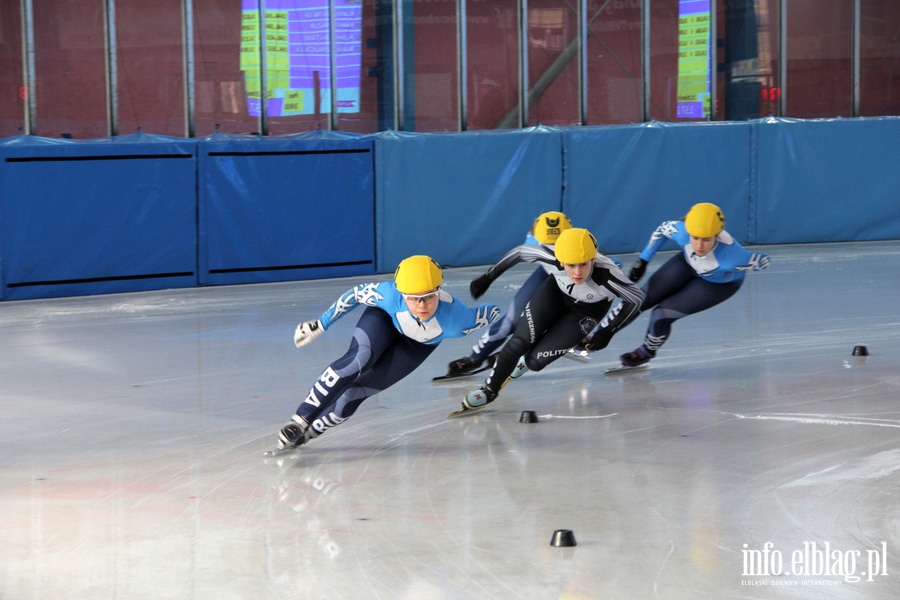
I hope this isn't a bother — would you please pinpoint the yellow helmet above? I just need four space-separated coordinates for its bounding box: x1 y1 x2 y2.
554 228 598 264
684 202 725 238
531 211 573 244
394 255 443 294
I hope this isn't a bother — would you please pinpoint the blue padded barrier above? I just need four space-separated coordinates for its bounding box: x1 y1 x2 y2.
2 118 898 301
197 132 376 285
754 117 900 244
373 127 565 272
0 133 198 300
563 121 753 255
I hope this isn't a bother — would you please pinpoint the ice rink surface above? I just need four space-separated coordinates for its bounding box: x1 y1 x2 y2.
2 241 899 600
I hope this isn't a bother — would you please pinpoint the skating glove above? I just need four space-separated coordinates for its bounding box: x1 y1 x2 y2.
294 319 324 348
470 273 492 299
735 253 770 271
628 258 648 282
582 332 612 352
581 329 612 352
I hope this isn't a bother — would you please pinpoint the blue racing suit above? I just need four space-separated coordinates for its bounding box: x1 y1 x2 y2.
298 282 500 437
633 220 770 354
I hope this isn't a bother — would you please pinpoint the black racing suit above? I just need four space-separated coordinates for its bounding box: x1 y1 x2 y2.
471 243 644 393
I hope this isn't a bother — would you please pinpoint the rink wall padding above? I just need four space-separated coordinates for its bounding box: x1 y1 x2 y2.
0 135 198 300
197 135 376 286
1 117 898 300
373 127 564 270
754 118 900 244
563 121 753 254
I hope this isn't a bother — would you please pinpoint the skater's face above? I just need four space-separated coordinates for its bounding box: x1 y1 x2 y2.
403 287 440 320
562 261 592 284
690 235 716 256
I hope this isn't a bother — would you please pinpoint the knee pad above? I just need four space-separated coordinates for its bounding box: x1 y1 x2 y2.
524 354 545 372
503 335 528 359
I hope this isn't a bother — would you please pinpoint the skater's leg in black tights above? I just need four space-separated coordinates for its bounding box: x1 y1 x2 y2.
470 268 549 361
296 307 434 438
485 278 569 392
640 256 742 353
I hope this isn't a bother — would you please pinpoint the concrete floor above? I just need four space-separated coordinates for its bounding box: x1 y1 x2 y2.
2 241 899 599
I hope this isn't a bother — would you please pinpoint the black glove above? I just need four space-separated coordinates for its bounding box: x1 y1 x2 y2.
470 273 492 299
582 332 612 352
628 258 648 283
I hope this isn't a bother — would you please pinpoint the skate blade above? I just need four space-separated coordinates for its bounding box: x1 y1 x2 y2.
263 445 294 457
432 364 492 382
563 350 591 363
447 404 487 418
605 364 649 375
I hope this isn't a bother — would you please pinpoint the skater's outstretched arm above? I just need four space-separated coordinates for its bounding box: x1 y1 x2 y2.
470 244 558 298
292 282 385 348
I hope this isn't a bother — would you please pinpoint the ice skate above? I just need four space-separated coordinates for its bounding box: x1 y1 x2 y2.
620 346 655 367
263 414 311 457
606 346 654 375
433 354 496 382
510 356 528 379
564 345 591 363
448 386 498 417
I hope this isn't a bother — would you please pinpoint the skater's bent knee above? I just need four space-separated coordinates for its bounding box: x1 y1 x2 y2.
524 355 545 372
503 336 528 358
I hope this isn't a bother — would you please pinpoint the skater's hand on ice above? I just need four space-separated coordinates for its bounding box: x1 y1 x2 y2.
294 319 324 348
582 332 612 352
628 258 648 282
470 273 492 299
